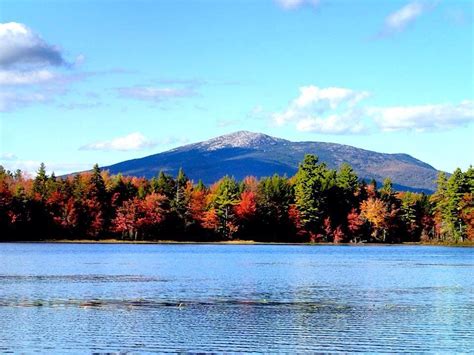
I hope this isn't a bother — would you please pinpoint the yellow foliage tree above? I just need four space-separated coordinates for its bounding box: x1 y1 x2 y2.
360 197 388 241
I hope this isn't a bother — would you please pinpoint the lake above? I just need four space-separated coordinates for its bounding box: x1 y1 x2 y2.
0 243 472 353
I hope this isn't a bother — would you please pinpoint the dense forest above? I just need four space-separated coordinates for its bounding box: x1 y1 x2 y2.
0 155 473 243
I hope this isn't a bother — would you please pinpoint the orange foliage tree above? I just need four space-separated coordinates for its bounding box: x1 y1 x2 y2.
360 198 389 242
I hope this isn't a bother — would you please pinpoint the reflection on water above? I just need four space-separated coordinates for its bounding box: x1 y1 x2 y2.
0 244 472 352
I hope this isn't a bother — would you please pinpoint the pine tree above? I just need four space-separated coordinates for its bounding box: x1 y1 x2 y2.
212 176 239 239
334 163 359 228
294 154 327 238
256 175 293 241
173 168 189 217
152 171 176 200
380 178 394 202
33 163 48 199
464 166 474 193
446 168 467 241
336 163 359 192
89 164 107 201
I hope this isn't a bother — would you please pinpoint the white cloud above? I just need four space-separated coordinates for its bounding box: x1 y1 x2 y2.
0 22 66 68
275 0 321 10
296 112 366 134
117 86 197 102
272 85 370 134
376 1 437 37
293 86 368 109
369 100 474 131
0 22 86 112
272 84 473 135
80 132 157 151
0 69 57 85
386 2 425 31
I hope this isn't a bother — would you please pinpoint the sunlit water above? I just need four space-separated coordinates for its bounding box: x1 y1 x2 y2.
0 243 472 353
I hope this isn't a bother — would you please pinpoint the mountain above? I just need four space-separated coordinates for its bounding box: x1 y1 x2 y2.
101 131 441 193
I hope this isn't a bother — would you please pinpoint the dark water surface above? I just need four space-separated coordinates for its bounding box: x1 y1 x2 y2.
0 243 472 353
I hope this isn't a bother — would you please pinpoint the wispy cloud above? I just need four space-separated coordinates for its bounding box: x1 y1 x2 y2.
376 1 436 37
275 0 321 10
152 78 205 86
117 86 197 102
80 132 157 151
0 91 49 112
386 2 425 31
57 102 103 110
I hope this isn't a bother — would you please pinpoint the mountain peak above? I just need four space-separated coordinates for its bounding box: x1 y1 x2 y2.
194 130 288 151
102 130 440 192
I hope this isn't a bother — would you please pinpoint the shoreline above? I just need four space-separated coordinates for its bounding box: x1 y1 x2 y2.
2 239 473 247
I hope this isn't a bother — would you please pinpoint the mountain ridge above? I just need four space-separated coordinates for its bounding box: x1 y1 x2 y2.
100 131 441 193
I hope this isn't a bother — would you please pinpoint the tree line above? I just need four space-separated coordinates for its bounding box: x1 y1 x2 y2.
0 155 472 243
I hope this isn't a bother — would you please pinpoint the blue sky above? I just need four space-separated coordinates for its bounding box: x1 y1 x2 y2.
0 0 472 175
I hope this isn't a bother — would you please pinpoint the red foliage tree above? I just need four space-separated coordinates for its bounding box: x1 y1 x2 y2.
347 208 364 237
113 193 165 240
288 204 304 237
113 198 139 240
137 193 165 232
235 191 257 221
242 176 258 193
323 217 332 241
333 226 345 243
188 188 207 224
459 193 474 241
84 198 104 238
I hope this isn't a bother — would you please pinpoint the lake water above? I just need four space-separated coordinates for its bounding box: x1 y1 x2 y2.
0 243 472 353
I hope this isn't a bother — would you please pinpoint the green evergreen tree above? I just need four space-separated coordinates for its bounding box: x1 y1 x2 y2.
152 171 176 199
257 175 293 241
463 165 474 193
173 168 190 224
213 176 239 239
379 178 394 201
33 163 48 199
88 164 107 202
336 163 359 192
446 168 467 241
294 154 327 236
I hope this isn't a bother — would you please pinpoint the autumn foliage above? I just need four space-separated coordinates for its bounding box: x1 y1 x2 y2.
0 158 472 244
